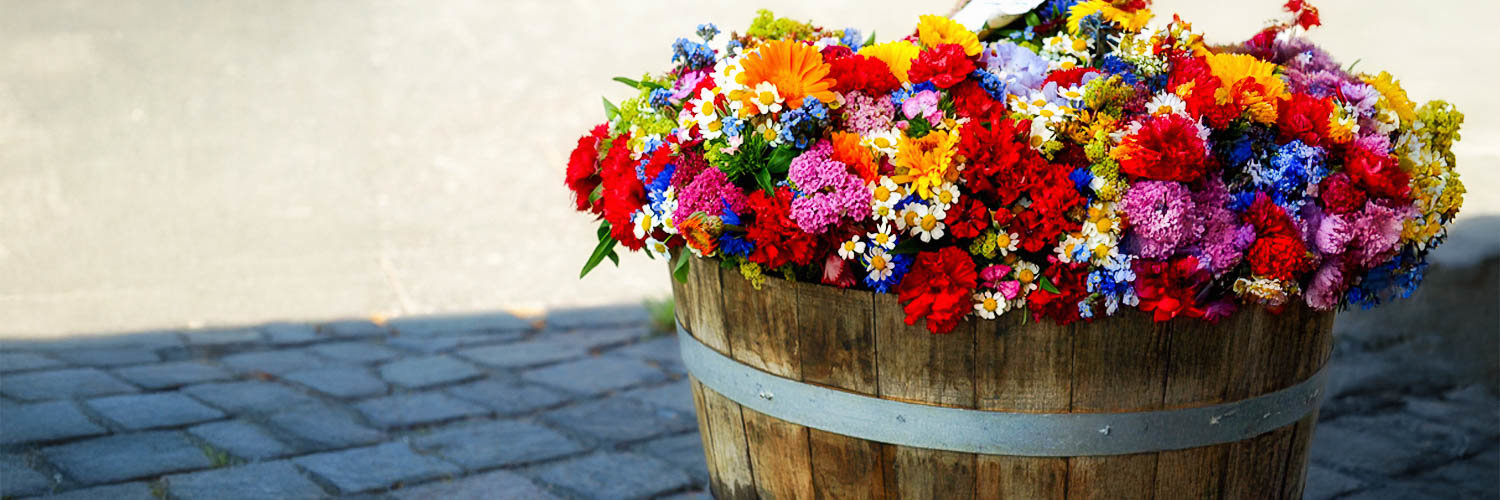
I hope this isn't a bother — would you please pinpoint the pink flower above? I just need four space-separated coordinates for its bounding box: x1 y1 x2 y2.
1119 181 1201 260
675 167 748 223
788 141 872 233
1190 179 1254 274
842 92 895 135
901 90 944 123
1305 258 1347 310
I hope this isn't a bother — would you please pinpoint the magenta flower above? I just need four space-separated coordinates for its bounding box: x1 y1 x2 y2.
788 141 871 233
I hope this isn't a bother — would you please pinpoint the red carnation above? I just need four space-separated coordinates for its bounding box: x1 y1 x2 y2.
906 44 975 89
1043 67 1101 89
828 53 901 95
1015 180 1083 253
947 197 991 240
1133 256 1216 322
895 246 978 334
950 79 1003 122
958 118 1041 207
1277 93 1332 147
744 187 818 270
1025 259 1089 325
598 131 645 250
1345 146 1410 203
1115 114 1213 182
565 123 609 214
1318 172 1367 215
1244 194 1311 280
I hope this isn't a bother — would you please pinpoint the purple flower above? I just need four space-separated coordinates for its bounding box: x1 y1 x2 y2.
1118 181 1201 260
787 141 872 233
675 167 748 223
978 41 1048 96
901 90 943 123
841 92 895 135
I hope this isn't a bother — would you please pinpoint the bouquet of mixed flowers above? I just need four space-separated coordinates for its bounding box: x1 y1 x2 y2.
564 1 1465 334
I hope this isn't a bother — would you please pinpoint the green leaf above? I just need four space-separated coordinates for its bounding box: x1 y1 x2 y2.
891 238 922 255
754 168 775 196
580 223 618 278
588 184 603 203
613 76 642 88
1026 12 1041 27
864 30 876 48
1038 275 1061 294
672 250 691 283
605 249 620 266
596 223 610 239
602 97 619 121
767 145 798 174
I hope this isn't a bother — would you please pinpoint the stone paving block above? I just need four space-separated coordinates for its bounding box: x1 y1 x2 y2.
633 433 709 485
659 491 712 500
182 381 317 415
387 331 524 354
3 332 184 353
41 482 158 500
413 420 585 471
261 323 320 346
354 392 489 430
266 404 384 451
219 350 325 375
522 355 666 395
1401 396 1500 439
282 366 387 399
86 393 226 430
183 328 264 347
43 431 213 484
0 400 107 445
306 341 402 363
50 347 160 367
294 442 461 494
552 326 652 351
1311 414 1476 476
621 379 693 414
545 304 650 330
394 469 559 500
541 396 695 443
1418 453 1500 498
445 379 573 416
188 420 294 461
613 335 685 373
0 368 138 401
1304 464 1366 500
112 361 233 389
167 460 326 500
388 313 532 337
0 352 64 373
378 355 483 390
1 453 51 497
528 451 692 499
1338 480 1472 500
455 340 588 369
320 320 390 339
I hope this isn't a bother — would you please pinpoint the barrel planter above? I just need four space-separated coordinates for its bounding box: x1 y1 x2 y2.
672 258 1335 499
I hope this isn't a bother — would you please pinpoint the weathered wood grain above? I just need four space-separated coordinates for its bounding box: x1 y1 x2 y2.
1150 309 1246 500
796 281 884 498
975 312 1070 500
1066 310 1168 500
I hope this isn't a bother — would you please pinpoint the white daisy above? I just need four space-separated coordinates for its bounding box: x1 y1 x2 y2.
645 237 670 257
837 236 866 261
931 182 961 211
995 230 1021 256
1144 92 1187 117
863 247 897 283
973 290 1009 320
903 203 946 243
863 128 902 157
749 81 784 115
867 221 898 251
632 208 658 240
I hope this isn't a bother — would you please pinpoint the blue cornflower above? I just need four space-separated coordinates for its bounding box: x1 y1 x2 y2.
696 23 719 41
890 82 937 108
1086 254 1138 316
1099 55 1139 85
648 88 674 110
777 98 829 149
840 28 863 49
1069 167 1094 196
970 69 1009 101
646 163 676 212
671 38 716 70
717 201 754 257
862 252 913 293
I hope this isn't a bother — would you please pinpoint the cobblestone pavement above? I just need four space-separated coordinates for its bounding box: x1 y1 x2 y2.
2 266 1496 499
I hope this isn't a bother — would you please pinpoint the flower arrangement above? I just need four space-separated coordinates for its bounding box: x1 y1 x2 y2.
564 1 1465 334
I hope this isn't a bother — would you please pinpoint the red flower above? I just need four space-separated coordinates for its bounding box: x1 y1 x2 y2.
1015 180 1083 253
1042 67 1101 89
1244 194 1311 280
958 118 1040 207
1167 55 1236 128
1133 256 1217 322
744 187 818 270
565 123 609 214
821 253 856 288
828 53 901 95
895 247 978 334
906 44 975 89
1114 114 1213 182
949 79 1003 122
1345 145 1410 203
1025 259 1088 325
598 131 646 250
1277 93 1332 147
1318 172 1367 215
946 197 991 240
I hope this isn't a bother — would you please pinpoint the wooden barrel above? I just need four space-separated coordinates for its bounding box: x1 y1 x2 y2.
672 258 1335 499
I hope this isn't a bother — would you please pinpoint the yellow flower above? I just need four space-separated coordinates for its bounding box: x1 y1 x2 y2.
890 126 961 200
916 15 981 56
858 41 920 84
1364 71 1416 125
1067 0 1154 33
1205 53 1286 100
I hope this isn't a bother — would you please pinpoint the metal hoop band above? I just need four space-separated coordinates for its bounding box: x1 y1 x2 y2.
679 326 1325 457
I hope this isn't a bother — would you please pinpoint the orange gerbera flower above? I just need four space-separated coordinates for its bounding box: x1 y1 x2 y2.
830 132 879 182
736 40 838 106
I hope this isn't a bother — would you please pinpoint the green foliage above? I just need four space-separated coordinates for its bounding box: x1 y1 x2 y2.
672 250 691 283
746 9 815 41
644 295 676 335
580 222 620 278
709 133 797 194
